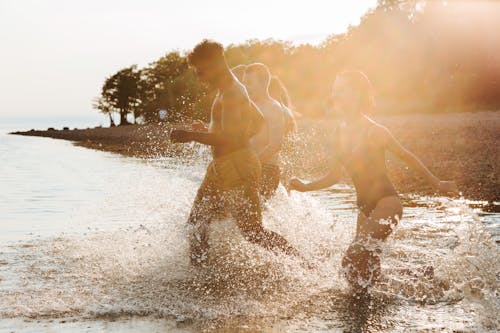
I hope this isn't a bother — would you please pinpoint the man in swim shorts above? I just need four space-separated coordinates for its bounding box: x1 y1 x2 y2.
170 40 299 265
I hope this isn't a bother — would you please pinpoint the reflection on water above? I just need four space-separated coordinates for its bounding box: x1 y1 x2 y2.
0 132 499 332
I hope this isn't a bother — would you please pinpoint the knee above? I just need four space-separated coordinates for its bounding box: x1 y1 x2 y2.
342 243 365 267
341 243 381 282
240 226 264 244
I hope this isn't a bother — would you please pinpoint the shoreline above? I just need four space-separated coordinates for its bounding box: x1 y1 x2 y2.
10 111 500 206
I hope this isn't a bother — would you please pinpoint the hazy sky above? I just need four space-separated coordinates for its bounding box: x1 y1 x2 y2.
0 0 376 121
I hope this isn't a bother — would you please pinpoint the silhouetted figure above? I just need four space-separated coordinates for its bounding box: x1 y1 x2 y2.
289 71 458 288
170 40 299 265
243 63 292 199
231 64 297 199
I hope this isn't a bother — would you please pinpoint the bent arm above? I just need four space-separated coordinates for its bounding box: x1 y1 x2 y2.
290 127 343 192
190 131 231 146
382 127 440 188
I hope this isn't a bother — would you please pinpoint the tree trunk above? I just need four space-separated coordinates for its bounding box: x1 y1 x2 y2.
119 109 130 126
109 113 116 127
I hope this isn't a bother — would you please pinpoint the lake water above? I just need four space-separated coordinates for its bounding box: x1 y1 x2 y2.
0 126 498 332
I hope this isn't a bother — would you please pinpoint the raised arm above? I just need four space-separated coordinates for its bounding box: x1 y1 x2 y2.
380 126 458 194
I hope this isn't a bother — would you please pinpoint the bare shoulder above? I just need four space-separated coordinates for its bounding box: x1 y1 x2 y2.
267 99 286 117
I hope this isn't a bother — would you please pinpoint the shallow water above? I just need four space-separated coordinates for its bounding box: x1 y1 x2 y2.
0 130 498 332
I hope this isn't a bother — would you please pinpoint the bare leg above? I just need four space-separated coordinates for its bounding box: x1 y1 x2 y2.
260 164 281 201
233 185 300 257
342 196 402 287
187 168 222 266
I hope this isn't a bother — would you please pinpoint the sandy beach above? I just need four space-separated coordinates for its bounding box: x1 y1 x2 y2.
11 111 500 206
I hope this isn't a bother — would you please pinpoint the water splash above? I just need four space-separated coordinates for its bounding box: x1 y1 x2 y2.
0 133 498 331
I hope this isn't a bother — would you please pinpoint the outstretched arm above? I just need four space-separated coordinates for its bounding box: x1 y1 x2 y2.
170 129 233 146
381 126 458 194
191 120 208 132
289 152 342 193
289 127 342 192
289 167 341 192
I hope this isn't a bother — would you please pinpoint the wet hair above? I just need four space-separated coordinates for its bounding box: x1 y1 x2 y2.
244 63 271 89
337 70 376 115
187 39 224 67
231 64 246 81
269 75 292 109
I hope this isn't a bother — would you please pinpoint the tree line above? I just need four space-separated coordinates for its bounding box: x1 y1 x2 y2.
94 0 500 125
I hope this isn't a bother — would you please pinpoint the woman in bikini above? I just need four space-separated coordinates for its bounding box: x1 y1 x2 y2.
288 70 458 287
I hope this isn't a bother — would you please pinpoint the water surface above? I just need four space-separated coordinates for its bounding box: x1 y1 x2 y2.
0 130 498 332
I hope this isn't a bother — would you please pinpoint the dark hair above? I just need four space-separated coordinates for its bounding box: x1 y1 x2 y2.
244 63 271 88
187 39 224 67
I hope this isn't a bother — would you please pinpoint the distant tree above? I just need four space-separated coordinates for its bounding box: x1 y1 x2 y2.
99 66 141 125
139 52 211 123
92 96 116 127
94 1 500 121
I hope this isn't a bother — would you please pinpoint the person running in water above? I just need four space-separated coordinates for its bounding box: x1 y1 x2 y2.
170 40 299 265
243 63 293 199
231 63 297 199
288 70 458 287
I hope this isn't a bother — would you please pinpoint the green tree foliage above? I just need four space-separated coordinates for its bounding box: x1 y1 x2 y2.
92 96 116 127
95 1 500 124
95 65 141 125
137 52 212 123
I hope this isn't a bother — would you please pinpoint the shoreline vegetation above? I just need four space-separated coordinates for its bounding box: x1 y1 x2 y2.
90 2 500 128
11 111 499 207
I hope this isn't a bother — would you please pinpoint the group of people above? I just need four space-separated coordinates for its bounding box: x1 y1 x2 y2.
170 40 458 288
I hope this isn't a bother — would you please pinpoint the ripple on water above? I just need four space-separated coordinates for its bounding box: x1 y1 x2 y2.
0 133 498 332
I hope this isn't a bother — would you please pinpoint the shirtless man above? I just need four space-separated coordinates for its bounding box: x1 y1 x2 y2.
242 63 293 199
170 40 299 265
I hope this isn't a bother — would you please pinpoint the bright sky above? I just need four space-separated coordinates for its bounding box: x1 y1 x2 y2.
0 0 376 121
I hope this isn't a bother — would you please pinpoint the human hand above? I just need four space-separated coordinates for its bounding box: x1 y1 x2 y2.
191 120 207 131
288 178 307 192
170 129 193 143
